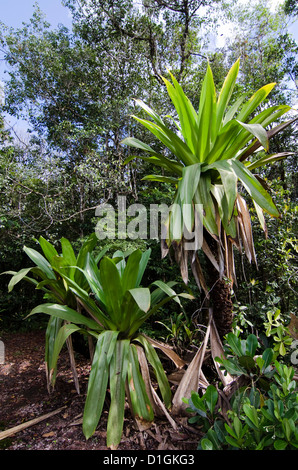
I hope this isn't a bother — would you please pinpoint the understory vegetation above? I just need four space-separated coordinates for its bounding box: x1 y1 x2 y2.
0 0 297 450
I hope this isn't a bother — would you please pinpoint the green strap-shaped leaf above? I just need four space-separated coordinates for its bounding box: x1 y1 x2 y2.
45 316 62 386
142 174 179 184
237 121 269 151
177 163 201 233
127 343 154 422
23 246 56 279
216 58 240 133
83 331 119 439
5 267 35 292
162 71 199 154
230 159 279 217
135 248 151 287
196 62 217 159
74 233 98 288
107 339 130 448
121 249 142 292
99 256 123 324
39 236 59 263
207 160 237 221
194 173 218 236
136 335 172 408
131 115 196 166
236 83 276 123
28 303 101 331
49 323 82 385
60 237 77 279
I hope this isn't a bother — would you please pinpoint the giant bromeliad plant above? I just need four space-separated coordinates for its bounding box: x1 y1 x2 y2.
122 58 297 340
4 239 192 448
121 59 297 406
122 58 296 291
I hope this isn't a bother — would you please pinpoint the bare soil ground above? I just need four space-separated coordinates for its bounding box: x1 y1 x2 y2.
0 330 200 451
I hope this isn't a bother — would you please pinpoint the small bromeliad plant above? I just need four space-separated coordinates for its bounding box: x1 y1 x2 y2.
4 237 193 448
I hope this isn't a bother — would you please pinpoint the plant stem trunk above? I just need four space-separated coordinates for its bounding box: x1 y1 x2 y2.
205 233 233 339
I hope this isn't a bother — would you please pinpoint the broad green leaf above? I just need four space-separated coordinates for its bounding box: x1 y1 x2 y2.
23 246 56 279
236 83 276 123
243 404 260 429
219 358 247 376
203 385 218 414
39 236 59 263
216 58 240 133
261 348 274 372
60 237 77 279
99 256 123 322
28 303 101 331
201 438 214 450
177 163 201 232
136 249 151 287
196 62 217 159
274 440 288 450
74 233 98 288
237 120 269 151
121 249 142 292
230 159 279 217
6 267 35 292
127 344 154 422
194 173 218 235
83 331 119 439
136 335 171 408
162 71 199 153
127 287 151 313
151 279 182 306
107 339 130 448
49 323 82 381
238 355 256 371
226 332 244 356
246 334 259 357
208 160 237 220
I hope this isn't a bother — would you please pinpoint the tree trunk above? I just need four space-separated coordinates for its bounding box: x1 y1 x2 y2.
204 233 233 340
